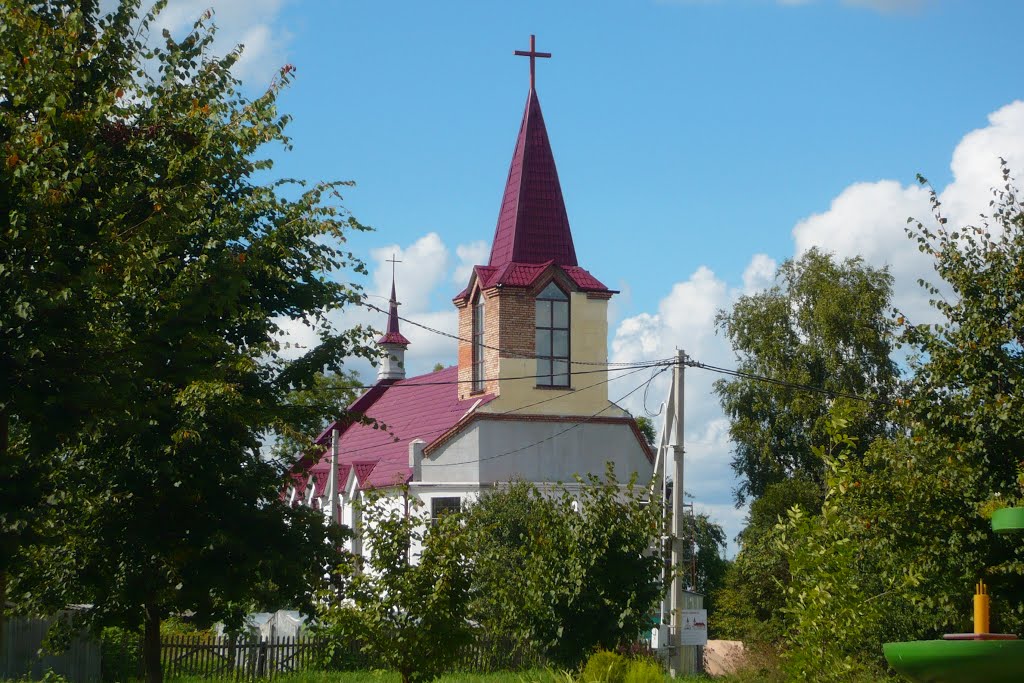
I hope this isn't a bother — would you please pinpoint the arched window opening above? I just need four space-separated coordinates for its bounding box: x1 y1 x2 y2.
536 282 570 387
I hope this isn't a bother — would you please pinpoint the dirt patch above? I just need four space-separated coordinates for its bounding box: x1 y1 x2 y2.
704 639 746 676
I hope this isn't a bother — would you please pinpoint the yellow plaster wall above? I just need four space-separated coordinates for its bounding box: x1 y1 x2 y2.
480 292 628 417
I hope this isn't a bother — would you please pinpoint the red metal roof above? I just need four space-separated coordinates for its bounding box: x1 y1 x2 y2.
307 366 495 490
452 262 612 303
488 88 577 269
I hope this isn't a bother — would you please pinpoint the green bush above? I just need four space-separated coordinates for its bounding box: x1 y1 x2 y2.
100 626 140 682
622 659 663 683
580 650 627 683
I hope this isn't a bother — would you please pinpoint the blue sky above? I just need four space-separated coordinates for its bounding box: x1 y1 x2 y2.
154 0 1024 548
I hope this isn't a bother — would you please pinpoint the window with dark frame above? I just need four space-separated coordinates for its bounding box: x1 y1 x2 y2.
431 496 461 524
472 294 485 393
535 281 570 387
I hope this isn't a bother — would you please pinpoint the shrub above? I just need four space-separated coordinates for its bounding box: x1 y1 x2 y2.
623 659 663 683
100 626 141 682
580 650 627 683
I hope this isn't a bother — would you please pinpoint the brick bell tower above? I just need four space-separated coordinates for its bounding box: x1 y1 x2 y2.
453 36 616 416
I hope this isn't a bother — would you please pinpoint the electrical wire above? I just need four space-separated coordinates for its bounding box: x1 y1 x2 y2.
641 364 665 417
685 358 891 407
316 362 669 459
346 358 675 390
361 300 676 367
427 364 672 468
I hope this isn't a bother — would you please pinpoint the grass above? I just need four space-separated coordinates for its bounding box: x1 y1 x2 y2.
162 670 713 683
164 673 566 683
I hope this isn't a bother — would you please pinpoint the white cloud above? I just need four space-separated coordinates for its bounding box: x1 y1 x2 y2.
98 0 293 85
793 100 1024 325
792 179 936 322
942 101 1024 228
741 254 777 294
452 241 490 285
370 233 451 313
610 262 748 547
276 233 492 381
610 99 1024 548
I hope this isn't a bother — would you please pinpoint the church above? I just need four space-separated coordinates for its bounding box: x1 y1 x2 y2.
287 36 654 542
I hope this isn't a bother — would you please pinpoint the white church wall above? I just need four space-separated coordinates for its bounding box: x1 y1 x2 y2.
421 418 652 486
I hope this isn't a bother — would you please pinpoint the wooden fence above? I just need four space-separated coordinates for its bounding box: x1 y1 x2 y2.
158 635 320 681
1 615 101 683
156 635 538 679
6 627 558 681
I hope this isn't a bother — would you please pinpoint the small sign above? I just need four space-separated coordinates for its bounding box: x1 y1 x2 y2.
679 609 708 646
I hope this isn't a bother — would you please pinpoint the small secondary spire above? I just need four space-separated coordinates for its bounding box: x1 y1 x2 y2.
379 254 410 347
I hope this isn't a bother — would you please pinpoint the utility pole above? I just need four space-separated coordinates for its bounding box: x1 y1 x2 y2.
669 349 686 676
330 427 341 528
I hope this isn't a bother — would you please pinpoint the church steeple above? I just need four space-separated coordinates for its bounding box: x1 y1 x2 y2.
488 36 577 268
455 35 613 406
377 259 409 381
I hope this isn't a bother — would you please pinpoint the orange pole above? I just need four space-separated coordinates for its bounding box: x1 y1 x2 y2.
974 580 990 635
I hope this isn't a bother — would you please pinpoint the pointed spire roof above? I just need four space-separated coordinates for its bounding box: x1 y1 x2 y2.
487 86 577 269
378 278 410 347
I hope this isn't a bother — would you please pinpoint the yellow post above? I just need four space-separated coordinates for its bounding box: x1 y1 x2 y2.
974 580 990 635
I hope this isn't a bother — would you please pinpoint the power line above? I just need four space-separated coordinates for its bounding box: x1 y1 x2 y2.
347 358 675 390
684 358 891 407
428 364 672 468
317 362 667 459
361 300 676 367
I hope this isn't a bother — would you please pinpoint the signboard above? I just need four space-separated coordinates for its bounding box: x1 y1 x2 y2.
679 609 708 646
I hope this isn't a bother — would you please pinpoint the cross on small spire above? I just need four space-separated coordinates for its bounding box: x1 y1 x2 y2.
386 254 402 288
514 34 551 91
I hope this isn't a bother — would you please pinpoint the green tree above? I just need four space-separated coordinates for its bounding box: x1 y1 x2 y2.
463 480 551 663
0 0 156 636
324 489 474 683
689 512 729 627
634 416 657 447
770 166 1024 675
268 370 363 463
465 466 663 669
715 248 898 503
3 3 374 682
713 477 822 643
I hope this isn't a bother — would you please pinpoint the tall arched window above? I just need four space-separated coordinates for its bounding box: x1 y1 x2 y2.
472 293 485 392
536 282 570 387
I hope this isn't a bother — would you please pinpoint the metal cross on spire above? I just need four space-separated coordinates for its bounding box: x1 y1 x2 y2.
514 34 551 91
386 254 402 287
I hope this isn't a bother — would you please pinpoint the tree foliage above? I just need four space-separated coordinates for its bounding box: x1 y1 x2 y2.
634 416 657 447
2 3 374 681
321 489 474 683
713 477 822 643
689 512 729 629
268 370 363 463
715 248 898 503
767 167 1024 676
465 467 663 670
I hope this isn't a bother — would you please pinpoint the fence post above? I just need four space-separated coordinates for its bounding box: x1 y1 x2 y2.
256 639 267 678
